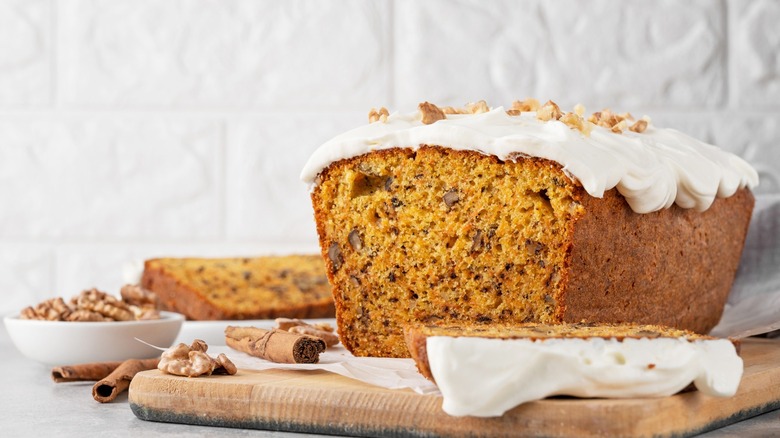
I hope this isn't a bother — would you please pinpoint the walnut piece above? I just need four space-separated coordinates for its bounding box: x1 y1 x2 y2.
443 189 460 208
66 309 112 322
20 297 73 321
368 107 389 123
441 100 490 115
507 98 541 115
418 102 446 125
120 284 159 309
560 112 593 136
158 339 237 377
121 284 161 320
441 106 465 114
629 118 649 133
536 100 563 121
465 100 489 114
76 289 135 321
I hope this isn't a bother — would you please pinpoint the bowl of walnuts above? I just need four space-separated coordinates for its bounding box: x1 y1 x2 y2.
4 285 184 365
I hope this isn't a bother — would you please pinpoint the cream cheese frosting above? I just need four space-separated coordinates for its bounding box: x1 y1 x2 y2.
300 108 758 213
426 336 743 417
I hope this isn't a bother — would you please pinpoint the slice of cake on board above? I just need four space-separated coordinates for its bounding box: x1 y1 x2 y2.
404 322 743 417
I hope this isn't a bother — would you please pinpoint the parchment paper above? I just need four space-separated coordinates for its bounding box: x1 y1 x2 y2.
209 345 440 396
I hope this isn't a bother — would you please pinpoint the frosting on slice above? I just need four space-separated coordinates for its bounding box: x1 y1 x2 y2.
426 336 743 417
301 108 758 214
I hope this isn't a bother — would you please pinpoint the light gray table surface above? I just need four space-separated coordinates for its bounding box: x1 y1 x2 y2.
1 327 778 438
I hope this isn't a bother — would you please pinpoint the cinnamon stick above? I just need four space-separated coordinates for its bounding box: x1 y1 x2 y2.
52 361 124 383
288 325 340 347
225 326 325 364
92 358 159 403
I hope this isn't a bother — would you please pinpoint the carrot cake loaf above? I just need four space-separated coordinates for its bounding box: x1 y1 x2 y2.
301 100 758 357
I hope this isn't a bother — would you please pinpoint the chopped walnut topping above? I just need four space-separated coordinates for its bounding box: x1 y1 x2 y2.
368 107 389 123
629 117 650 133
419 102 446 125
368 100 650 136
441 100 490 115
507 98 541 116
441 106 465 115
611 120 628 134
536 100 563 121
560 112 593 136
465 100 489 114
588 109 642 134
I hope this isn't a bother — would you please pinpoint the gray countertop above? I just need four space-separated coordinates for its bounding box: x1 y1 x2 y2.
1 328 778 437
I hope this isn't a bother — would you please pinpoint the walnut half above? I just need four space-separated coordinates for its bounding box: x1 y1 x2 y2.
158 340 237 377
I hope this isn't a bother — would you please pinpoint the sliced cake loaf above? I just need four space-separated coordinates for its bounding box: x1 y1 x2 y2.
141 255 334 320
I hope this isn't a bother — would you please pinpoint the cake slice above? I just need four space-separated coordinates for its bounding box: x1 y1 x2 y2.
404 323 743 417
141 255 334 320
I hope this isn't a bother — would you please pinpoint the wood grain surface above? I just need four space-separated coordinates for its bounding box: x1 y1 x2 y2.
129 337 780 437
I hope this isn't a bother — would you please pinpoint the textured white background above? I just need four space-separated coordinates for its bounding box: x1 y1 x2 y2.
0 0 778 314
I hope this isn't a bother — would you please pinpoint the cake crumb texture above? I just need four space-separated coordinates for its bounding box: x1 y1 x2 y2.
312 146 754 357
141 255 335 320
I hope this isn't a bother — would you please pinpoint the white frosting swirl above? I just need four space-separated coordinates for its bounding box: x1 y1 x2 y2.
300 108 758 213
426 336 743 417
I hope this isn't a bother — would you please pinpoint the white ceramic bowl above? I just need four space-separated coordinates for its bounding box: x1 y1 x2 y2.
4 311 184 365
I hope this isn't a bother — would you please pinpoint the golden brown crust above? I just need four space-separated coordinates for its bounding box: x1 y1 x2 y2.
311 146 754 357
562 188 754 333
404 326 433 380
141 256 335 320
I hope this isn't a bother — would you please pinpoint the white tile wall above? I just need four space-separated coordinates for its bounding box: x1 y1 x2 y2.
0 0 778 312
0 0 51 106
396 0 729 110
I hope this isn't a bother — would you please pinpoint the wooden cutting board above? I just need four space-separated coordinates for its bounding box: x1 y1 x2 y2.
129 337 780 437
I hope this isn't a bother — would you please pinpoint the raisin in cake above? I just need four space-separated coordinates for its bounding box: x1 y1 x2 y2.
141 255 334 320
301 100 757 358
